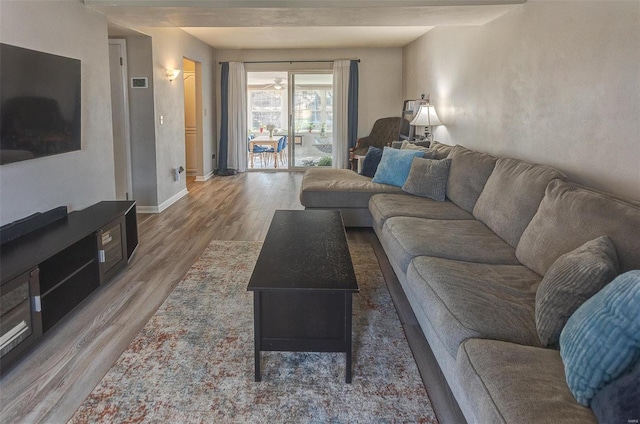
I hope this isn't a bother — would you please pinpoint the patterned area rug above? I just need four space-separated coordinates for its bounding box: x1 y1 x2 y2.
70 241 437 423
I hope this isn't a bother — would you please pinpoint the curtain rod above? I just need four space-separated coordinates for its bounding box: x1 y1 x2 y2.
218 59 360 65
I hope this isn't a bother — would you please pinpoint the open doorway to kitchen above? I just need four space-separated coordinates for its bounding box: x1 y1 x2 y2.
183 56 206 184
246 71 333 170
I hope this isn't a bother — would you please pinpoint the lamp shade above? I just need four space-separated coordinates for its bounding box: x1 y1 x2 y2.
410 104 442 127
167 68 181 81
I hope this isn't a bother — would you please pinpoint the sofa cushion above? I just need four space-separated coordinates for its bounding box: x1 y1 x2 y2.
402 158 451 201
407 256 541 358
371 147 425 187
360 146 383 177
381 216 520 272
516 179 640 275
369 194 474 230
445 145 497 213
456 339 597 424
560 270 640 406
535 236 619 348
473 158 567 247
300 168 404 209
400 140 437 156
590 360 640 424
429 141 453 159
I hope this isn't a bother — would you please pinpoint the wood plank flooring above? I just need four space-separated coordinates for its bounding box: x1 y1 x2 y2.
0 171 462 423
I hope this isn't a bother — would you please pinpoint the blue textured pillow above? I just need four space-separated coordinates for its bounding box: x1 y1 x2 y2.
360 146 383 178
371 147 424 187
559 270 640 406
590 359 640 424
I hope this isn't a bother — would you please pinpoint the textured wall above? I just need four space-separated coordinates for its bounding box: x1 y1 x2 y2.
403 1 640 200
123 35 159 207
139 27 216 205
0 1 116 224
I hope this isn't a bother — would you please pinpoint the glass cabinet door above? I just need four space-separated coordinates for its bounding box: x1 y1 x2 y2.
97 216 126 283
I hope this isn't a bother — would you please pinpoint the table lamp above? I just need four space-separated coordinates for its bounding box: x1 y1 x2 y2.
410 104 442 142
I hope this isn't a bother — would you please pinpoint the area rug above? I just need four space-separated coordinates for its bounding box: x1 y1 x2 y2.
70 241 437 423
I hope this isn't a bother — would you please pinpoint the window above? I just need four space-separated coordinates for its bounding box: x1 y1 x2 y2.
294 89 332 133
248 90 285 131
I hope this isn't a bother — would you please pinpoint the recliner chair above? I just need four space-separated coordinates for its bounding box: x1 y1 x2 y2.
351 117 403 156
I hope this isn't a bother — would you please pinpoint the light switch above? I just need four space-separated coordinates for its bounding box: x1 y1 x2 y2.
160 115 164 125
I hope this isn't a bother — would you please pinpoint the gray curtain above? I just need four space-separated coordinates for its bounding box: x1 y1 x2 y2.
348 60 359 149
218 62 229 171
217 62 247 172
333 60 350 169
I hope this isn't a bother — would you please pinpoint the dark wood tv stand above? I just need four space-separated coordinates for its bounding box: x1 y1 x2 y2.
0 201 138 372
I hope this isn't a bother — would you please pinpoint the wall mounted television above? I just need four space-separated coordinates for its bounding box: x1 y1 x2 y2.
1 43 81 165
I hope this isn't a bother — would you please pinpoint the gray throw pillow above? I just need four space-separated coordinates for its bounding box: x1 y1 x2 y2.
535 235 619 348
402 158 451 201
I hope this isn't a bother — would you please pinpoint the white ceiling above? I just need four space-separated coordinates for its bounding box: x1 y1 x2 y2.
180 26 436 50
88 0 525 49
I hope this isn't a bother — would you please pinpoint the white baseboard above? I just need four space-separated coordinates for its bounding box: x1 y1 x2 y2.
136 205 159 214
158 188 188 212
136 188 188 214
195 171 213 182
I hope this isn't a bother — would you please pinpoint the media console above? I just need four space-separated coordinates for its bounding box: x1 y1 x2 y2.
0 201 138 372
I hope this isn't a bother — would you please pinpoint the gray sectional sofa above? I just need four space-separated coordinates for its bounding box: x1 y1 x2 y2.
299 143 640 423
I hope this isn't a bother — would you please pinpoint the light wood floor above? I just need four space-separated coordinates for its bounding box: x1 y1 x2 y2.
0 171 462 423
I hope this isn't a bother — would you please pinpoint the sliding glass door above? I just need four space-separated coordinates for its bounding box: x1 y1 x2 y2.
290 72 333 168
246 71 288 170
246 71 333 170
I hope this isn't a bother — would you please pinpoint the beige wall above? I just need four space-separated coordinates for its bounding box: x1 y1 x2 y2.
138 27 216 206
216 47 404 163
403 0 640 201
0 1 116 225
122 34 158 207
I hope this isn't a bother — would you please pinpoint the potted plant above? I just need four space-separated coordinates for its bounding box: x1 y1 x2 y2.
266 124 275 137
308 123 315 133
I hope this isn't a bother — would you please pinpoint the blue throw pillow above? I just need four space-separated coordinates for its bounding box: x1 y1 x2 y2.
371 147 424 187
559 270 640 406
360 146 383 178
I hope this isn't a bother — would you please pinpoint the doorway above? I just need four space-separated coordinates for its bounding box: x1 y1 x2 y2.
108 39 133 200
246 71 334 170
183 58 198 177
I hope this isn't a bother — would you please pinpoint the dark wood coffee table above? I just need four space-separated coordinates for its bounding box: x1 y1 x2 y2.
247 210 359 383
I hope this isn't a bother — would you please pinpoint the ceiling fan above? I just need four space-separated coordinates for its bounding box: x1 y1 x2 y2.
260 77 286 90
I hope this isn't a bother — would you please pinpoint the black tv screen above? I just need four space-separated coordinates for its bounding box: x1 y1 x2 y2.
1 43 81 165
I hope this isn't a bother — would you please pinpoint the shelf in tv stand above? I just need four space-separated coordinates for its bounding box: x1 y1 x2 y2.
0 201 138 372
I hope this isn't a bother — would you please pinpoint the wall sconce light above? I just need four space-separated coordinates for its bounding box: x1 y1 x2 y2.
166 68 181 82
410 104 442 142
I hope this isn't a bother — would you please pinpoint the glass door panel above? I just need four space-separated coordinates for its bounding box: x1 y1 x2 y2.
290 72 333 168
246 71 288 170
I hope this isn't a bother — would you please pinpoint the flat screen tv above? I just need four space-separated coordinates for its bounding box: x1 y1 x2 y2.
1 43 81 165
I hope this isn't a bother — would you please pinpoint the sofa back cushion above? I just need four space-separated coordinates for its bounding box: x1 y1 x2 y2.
429 141 453 160
445 145 497 213
516 180 640 275
473 158 566 247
